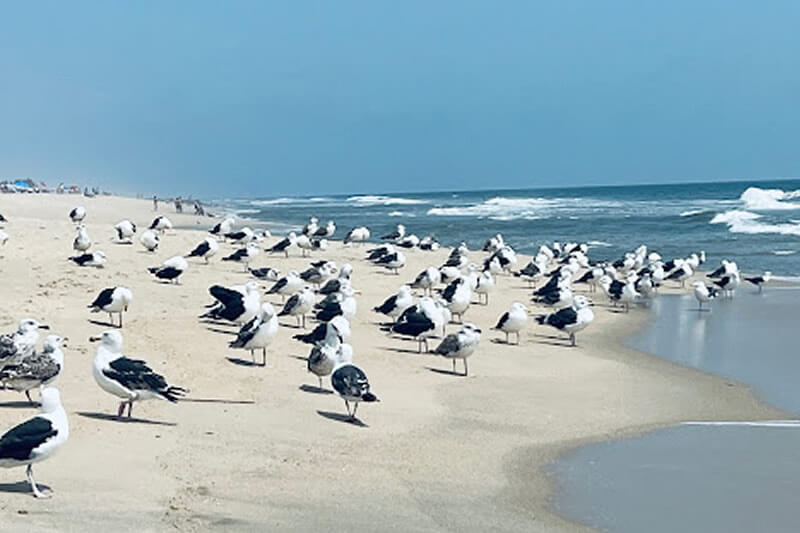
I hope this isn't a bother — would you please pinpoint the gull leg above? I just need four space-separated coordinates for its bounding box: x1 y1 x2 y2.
505 331 509 344
250 349 255 363
302 314 307 329
262 348 267 366
117 401 126 418
570 333 576 347
25 390 34 405
463 358 468 377
119 312 124 328
318 376 323 389
351 402 359 420
127 401 133 418
344 400 351 417
452 359 456 373
516 331 521 345
27 464 51 499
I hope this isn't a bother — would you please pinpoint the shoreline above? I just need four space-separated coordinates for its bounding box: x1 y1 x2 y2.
0 193 786 531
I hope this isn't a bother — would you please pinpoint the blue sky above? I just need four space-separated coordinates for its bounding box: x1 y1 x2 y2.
1 1 799 197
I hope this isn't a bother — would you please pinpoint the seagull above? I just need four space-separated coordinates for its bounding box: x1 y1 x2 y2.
0 387 68 498
294 315 352 345
713 271 741 298
224 227 255 245
187 237 219 263
300 261 337 288
387 297 443 353
432 323 481 376
745 271 772 292
210 217 235 236
0 229 7 247
69 251 106 268
295 233 314 257
149 215 172 233
514 261 544 287
222 242 260 272
319 264 354 295
307 331 353 389
707 260 738 279
494 302 528 344
278 286 315 328
73 225 91 252
266 270 303 302
375 250 406 274
314 286 357 322
0 319 50 371
381 224 405 241
114 220 136 243
249 266 281 281
410 266 441 295
90 330 186 418
474 271 495 305
314 220 336 239
693 281 718 311
229 303 279 366
331 362 379 421
139 230 159 252
148 255 188 284
201 282 261 325
88 287 133 327
441 277 472 322
0 212 7 223
366 243 394 262
69 206 86 224
302 217 319 236
396 234 420 249
0 335 66 404
268 232 296 258
373 285 414 323
535 295 594 346
665 261 693 288
343 226 370 246
482 233 504 253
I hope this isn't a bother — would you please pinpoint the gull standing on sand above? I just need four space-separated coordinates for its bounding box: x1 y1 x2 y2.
375 250 406 274
225 227 255 245
314 285 358 322
745 271 772 292
314 220 336 239
0 319 50 370
249 266 280 281
374 285 414 323
149 215 172 233
713 271 741 298
139 230 159 252
0 229 8 247
88 287 133 327
433 323 482 376
294 315 351 345
229 303 279 366
0 387 68 498
693 281 718 311
331 362 379 421
388 297 444 353
69 206 86 224
474 270 495 305
148 255 188 284
441 277 472 322
300 261 337 288
535 295 594 346
319 263 354 295
381 224 405 241
222 242 260 272
279 286 315 328
73 225 91 252
665 261 693 288
187 236 219 263
343 226 370 245
268 232 296 258
69 250 107 268
410 266 441 296
90 330 186 418
307 330 353 389
302 217 319 236
0 335 66 404
494 302 528 344
114 220 136 243
267 270 303 302
210 217 235 236
201 282 261 325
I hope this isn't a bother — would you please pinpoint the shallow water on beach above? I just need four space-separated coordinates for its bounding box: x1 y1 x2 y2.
551 288 800 533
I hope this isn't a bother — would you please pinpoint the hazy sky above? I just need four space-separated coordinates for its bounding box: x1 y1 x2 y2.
2 1 799 197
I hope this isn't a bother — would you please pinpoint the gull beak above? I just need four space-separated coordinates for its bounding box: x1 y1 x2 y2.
88 336 101 342
39 324 50 330
354 290 363 295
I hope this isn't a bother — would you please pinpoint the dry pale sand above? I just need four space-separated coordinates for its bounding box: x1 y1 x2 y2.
0 194 783 532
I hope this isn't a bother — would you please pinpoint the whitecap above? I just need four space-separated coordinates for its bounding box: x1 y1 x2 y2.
773 250 797 256
710 209 800 236
679 209 707 217
740 186 800 210
388 211 415 217
427 196 559 218
587 240 612 247
346 195 426 206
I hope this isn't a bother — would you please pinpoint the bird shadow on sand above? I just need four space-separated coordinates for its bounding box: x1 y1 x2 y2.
0 481 50 495
316 410 368 427
381 345 424 356
279 322 304 329
206 326 236 335
87 319 119 328
490 338 516 345
0 400 38 409
425 366 467 377
179 397 255 405
289 355 308 362
225 357 264 368
531 334 573 347
77 411 177 426
299 384 333 395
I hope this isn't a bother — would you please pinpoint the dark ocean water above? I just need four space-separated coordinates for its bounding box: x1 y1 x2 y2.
214 178 800 276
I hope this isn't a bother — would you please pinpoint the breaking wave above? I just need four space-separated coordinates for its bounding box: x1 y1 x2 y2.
740 187 800 210
346 195 427 206
711 210 800 236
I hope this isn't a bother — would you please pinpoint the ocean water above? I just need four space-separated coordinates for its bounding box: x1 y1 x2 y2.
214 179 800 276
551 289 800 533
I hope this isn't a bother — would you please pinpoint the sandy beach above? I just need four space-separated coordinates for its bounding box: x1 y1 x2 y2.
0 194 784 532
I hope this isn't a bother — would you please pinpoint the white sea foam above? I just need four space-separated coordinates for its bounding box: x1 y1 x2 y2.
388 211 415 217
710 209 800 236
250 197 332 206
232 208 260 215
773 250 797 256
346 195 426 206
587 240 612 247
679 209 707 217
740 186 800 210
683 420 800 428
427 196 563 218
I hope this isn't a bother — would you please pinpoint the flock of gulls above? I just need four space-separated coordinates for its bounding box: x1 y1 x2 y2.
0 206 774 499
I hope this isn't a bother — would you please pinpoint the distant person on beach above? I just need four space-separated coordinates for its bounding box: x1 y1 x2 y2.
175 197 183 213
153 195 158 211
194 201 206 216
